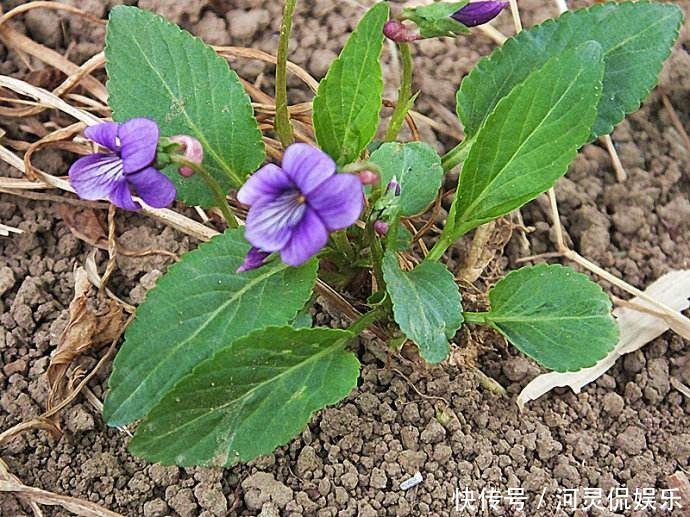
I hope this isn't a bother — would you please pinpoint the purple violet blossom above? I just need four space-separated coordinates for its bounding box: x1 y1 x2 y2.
69 118 176 210
237 143 364 268
451 1 508 27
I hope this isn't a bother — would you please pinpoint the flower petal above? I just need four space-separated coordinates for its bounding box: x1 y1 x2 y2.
109 178 141 211
68 153 124 201
118 118 160 173
281 143 335 195
280 208 328 267
237 164 293 206
308 173 363 231
244 192 306 252
128 166 177 208
84 122 120 152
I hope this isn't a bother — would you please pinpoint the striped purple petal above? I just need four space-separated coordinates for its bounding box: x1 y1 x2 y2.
84 122 119 152
280 208 328 267
68 153 124 201
127 166 177 208
244 190 306 252
109 178 141 211
118 117 159 173
308 173 363 231
281 143 336 195
237 164 294 206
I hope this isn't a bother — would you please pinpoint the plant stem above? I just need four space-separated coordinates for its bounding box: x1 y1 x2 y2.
462 311 490 324
348 306 385 336
441 137 472 172
425 234 453 262
331 230 355 260
367 220 386 290
173 158 239 228
275 0 297 147
384 42 414 142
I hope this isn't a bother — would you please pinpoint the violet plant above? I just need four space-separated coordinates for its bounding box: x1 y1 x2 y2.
75 1 683 466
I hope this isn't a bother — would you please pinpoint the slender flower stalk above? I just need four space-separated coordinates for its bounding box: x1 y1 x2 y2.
69 118 176 210
169 156 239 228
237 143 363 268
451 1 508 27
275 0 297 147
385 42 415 142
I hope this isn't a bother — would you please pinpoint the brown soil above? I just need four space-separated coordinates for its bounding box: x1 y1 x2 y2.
1 0 689 516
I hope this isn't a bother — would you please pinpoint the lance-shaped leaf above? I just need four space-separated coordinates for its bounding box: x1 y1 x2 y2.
383 251 463 363
106 6 265 206
370 141 444 216
313 2 389 166
470 264 619 372
103 229 317 426
446 41 604 239
128 327 359 466
458 2 683 140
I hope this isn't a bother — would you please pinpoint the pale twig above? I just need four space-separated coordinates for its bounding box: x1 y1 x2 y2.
0 458 44 517
671 378 690 399
0 222 22 236
546 187 690 336
601 134 627 182
661 94 690 153
477 24 508 44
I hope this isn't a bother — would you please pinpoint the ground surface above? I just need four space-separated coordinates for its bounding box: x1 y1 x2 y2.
1 0 689 515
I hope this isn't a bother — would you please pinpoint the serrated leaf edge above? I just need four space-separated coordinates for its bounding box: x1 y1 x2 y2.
457 1 683 139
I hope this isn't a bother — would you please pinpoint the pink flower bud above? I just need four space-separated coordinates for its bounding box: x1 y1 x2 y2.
170 135 203 177
358 170 379 185
383 20 421 43
374 220 389 236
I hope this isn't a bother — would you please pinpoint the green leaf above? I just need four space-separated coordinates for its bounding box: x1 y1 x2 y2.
383 251 463 363
458 2 683 140
103 229 317 426
128 327 359 466
106 6 265 207
401 1 469 38
312 2 389 166
475 264 618 372
370 142 443 216
446 42 604 238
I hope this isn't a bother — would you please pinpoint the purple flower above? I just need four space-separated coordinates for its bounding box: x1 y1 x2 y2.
237 247 271 273
170 135 204 177
237 143 364 267
451 1 508 27
69 118 176 210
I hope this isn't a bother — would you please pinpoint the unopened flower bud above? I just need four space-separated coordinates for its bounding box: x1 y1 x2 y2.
383 20 422 42
358 170 379 185
374 220 389 236
386 177 401 196
170 135 203 177
451 1 508 27
237 247 270 273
